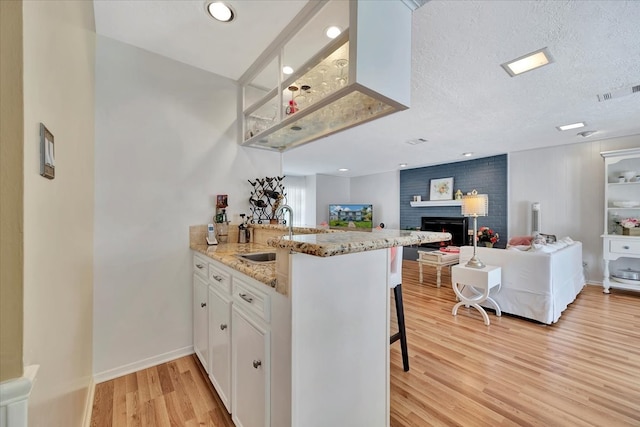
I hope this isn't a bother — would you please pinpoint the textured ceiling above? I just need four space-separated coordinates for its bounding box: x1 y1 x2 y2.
94 0 640 177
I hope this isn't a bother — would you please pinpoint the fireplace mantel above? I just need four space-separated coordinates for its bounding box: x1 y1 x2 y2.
410 200 462 208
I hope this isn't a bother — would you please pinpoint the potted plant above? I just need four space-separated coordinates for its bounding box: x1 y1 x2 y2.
477 226 499 248
619 217 640 236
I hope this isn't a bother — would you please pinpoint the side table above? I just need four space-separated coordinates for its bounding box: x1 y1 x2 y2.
417 250 459 288
451 264 502 325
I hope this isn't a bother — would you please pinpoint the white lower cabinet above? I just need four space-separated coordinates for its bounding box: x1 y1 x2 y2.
231 307 270 427
193 252 281 426
193 273 209 373
208 287 232 412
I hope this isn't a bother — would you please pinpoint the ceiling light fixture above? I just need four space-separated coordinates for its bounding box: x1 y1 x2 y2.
206 1 235 22
325 26 342 39
577 130 597 138
399 163 408 168
501 47 553 77
338 168 349 172
405 138 427 145
282 66 294 75
462 152 473 157
556 122 586 131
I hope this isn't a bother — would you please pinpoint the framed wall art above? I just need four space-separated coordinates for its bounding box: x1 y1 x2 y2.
429 177 453 200
40 123 55 179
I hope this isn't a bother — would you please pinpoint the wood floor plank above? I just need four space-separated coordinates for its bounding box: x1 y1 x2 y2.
90 378 113 427
151 395 172 427
138 399 156 426
92 260 640 427
157 363 175 395
167 360 197 422
135 370 150 404
112 376 127 426
125 390 141 427
147 366 164 399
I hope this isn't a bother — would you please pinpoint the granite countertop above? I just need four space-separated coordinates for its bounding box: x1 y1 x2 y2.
267 229 452 257
190 242 277 288
191 229 451 291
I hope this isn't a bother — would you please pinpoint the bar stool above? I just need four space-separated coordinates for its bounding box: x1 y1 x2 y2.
389 246 409 372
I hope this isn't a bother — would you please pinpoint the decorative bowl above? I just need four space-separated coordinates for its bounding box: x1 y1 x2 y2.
612 201 640 208
622 171 636 181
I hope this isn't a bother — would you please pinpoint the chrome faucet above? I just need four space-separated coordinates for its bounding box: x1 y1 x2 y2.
276 204 294 239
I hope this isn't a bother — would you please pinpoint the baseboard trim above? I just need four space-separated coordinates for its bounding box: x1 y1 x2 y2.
93 346 194 384
82 377 95 427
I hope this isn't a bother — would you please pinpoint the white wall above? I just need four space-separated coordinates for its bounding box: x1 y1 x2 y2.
351 171 400 229
509 135 640 283
93 36 281 379
314 174 351 224
305 174 317 226
22 1 95 425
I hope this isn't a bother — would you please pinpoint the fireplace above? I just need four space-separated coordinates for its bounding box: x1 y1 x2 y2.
420 216 469 248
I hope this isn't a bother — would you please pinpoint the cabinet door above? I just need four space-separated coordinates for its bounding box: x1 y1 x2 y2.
208 287 232 413
232 307 269 427
193 274 209 372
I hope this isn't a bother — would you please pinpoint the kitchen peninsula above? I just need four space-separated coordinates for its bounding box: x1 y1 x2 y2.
190 225 450 427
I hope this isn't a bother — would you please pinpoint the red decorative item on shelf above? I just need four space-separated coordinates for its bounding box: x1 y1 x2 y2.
286 99 298 115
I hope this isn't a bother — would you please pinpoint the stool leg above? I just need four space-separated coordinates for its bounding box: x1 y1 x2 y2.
394 284 409 372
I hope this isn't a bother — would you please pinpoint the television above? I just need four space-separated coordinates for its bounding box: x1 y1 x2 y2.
329 204 373 230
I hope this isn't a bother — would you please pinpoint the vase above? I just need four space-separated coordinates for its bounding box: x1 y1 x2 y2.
484 242 493 248
269 219 279 225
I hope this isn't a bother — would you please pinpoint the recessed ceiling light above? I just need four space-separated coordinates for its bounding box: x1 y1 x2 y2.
325 26 342 39
556 122 586 131
501 47 553 77
462 152 473 157
399 163 408 168
405 138 427 145
206 2 235 22
338 168 349 172
282 66 294 75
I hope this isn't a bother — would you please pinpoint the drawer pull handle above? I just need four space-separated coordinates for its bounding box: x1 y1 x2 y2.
623 245 630 250
196 263 204 269
212 275 223 282
220 324 227 331
201 302 207 308
253 360 262 369
239 293 254 303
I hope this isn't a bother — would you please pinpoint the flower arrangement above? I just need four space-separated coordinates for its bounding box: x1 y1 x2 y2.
619 217 639 228
477 226 499 244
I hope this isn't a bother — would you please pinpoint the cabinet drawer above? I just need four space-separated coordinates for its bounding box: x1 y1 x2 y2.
233 278 270 323
193 254 208 278
610 239 640 256
209 263 232 294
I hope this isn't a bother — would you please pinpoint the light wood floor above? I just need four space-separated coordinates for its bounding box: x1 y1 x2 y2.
92 260 640 426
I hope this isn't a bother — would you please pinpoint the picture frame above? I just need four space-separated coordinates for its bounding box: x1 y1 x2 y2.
429 177 454 200
216 194 228 208
39 123 55 180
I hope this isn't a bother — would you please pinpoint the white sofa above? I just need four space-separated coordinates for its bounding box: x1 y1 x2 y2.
458 242 585 324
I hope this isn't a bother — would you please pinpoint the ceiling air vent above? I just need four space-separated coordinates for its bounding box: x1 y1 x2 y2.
597 84 640 102
405 138 427 145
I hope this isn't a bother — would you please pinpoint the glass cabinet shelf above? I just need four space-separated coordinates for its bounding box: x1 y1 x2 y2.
238 0 412 152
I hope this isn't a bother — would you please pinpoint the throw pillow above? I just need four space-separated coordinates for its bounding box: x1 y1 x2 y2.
508 235 533 246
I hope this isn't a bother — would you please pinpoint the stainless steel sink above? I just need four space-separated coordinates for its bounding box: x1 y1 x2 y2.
236 252 277 264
